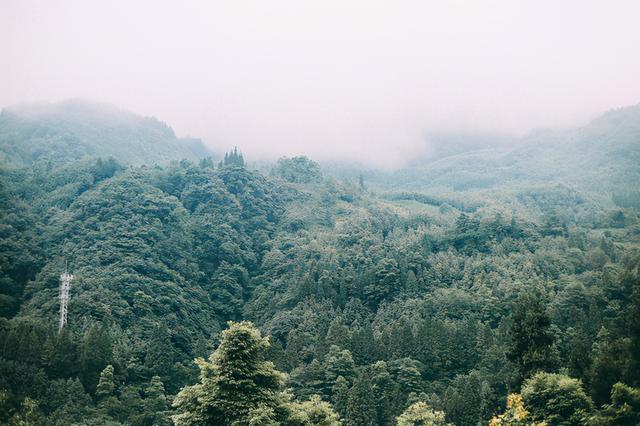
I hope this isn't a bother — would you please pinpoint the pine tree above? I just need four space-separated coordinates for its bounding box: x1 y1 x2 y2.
42 328 77 379
588 327 629 405
350 321 377 365
369 361 395 426
44 378 92 425
146 375 168 411
221 147 245 168
507 291 558 382
172 321 285 425
79 324 113 392
323 345 356 392
199 156 215 169
95 365 122 422
141 376 171 426
443 372 488 426
289 359 326 400
331 376 350 419
144 325 176 389
346 374 376 426
95 365 116 399
325 317 351 350
364 258 400 307
390 358 424 399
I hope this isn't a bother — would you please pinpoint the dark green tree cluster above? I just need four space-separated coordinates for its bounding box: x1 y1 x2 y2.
219 146 245 168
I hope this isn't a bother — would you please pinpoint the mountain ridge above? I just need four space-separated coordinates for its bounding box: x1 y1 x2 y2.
0 99 211 167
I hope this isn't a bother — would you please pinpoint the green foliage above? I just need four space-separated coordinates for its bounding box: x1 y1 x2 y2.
593 382 640 425
588 327 631 405
345 374 376 426
0 175 43 317
9 397 45 426
508 291 559 382
285 394 341 425
44 378 92 425
95 365 115 399
488 393 545 426
172 321 286 425
443 371 493 426
139 376 172 426
274 156 323 184
396 402 451 426
79 325 113 392
521 372 593 426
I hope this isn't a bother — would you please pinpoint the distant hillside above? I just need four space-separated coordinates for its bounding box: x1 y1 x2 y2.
0 100 211 166
368 103 640 195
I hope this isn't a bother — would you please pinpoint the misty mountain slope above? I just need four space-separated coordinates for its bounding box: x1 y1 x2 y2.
503 104 640 190
371 104 640 196
0 100 210 167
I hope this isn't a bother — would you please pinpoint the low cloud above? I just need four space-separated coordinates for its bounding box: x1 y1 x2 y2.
2 0 640 167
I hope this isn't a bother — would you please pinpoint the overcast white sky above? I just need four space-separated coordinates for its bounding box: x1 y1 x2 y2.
2 0 640 166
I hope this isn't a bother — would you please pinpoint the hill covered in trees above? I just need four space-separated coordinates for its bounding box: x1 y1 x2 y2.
0 102 639 425
0 100 210 167
356 104 640 197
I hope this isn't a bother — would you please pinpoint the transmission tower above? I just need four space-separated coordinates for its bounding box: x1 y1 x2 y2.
58 269 74 332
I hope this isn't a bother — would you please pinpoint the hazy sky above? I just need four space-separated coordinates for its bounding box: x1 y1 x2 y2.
2 0 640 167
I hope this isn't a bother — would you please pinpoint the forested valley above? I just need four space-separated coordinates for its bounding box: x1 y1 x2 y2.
1 101 639 425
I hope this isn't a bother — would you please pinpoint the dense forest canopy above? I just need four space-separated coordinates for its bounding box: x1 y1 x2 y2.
0 102 639 425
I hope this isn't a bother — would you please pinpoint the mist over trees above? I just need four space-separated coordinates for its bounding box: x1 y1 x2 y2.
0 101 639 425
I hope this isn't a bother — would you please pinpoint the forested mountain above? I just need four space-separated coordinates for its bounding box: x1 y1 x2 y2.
0 103 639 425
0 100 210 167
365 104 640 195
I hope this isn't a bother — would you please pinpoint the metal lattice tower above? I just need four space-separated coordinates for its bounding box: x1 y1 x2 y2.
58 270 74 332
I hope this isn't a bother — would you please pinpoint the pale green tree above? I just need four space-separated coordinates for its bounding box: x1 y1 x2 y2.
396 402 451 426
172 321 285 425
